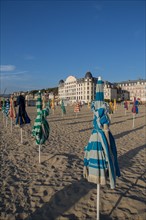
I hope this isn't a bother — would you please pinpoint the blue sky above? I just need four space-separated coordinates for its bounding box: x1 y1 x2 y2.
0 0 145 93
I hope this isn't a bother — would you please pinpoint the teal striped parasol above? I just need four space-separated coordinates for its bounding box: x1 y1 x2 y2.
32 92 50 145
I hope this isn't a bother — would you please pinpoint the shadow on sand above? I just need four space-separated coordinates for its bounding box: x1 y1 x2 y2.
114 125 145 139
24 143 145 220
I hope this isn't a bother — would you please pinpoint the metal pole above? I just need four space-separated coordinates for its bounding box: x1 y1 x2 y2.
97 184 100 220
132 114 135 128
6 117 7 127
39 145 41 163
11 118 13 133
20 128 23 143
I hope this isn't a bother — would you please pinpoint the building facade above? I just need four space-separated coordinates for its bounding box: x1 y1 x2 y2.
104 82 118 100
58 72 118 103
117 79 146 102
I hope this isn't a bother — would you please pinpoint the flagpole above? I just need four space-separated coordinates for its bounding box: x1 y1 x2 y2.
97 183 100 220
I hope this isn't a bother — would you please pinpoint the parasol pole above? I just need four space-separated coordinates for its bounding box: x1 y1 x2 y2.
6 117 8 127
97 183 100 220
132 113 135 128
20 127 23 143
11 118 13 132
39 144 41 163
76 112 77 118
2 112 4 123
110 114 112 120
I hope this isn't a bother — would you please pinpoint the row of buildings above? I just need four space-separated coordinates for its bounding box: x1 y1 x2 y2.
58 72 146 103
11 71 145 105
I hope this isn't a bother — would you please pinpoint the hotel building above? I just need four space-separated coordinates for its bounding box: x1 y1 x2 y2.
117 79 146 102
58 72 118 103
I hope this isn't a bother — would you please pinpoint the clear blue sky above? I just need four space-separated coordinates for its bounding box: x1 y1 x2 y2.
0 0 145 93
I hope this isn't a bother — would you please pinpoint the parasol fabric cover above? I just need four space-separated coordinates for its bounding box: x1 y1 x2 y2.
32 92 50 145
113 99 117 111
109 101 114 114
132 97 139 114
61 100 66 114
74 102 80 113
9 96 16 119
124 101 128 110
51 98 55 110
16 95 31 125
2 98 6 114
83 77 120 189
5 99 10 117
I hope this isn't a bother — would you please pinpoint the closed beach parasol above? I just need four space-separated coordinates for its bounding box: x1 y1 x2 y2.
51 98 55 114
61 99 66 116
113 99 117 113
16 94 30 126
132 97 139 128
74 101 80 117
16 94 31 143
124 100 128 115
83 76 120 220
9 94 16 132
32 91 50 163
109 101 114 120
0 98 1 111
5 99 10 127
2 98 6 123
87 101 90 109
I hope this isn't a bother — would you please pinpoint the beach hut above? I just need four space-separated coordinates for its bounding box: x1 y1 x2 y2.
32 91 50 163
83 77 120 220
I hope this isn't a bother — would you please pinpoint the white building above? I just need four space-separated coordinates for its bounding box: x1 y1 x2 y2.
117 79 146 102
58 72 118 103
104 82 117 100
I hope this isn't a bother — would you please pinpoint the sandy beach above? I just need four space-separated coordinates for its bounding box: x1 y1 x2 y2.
0 104 145 220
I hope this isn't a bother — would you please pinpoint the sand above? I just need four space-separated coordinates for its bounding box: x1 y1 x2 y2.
0 104 145 220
